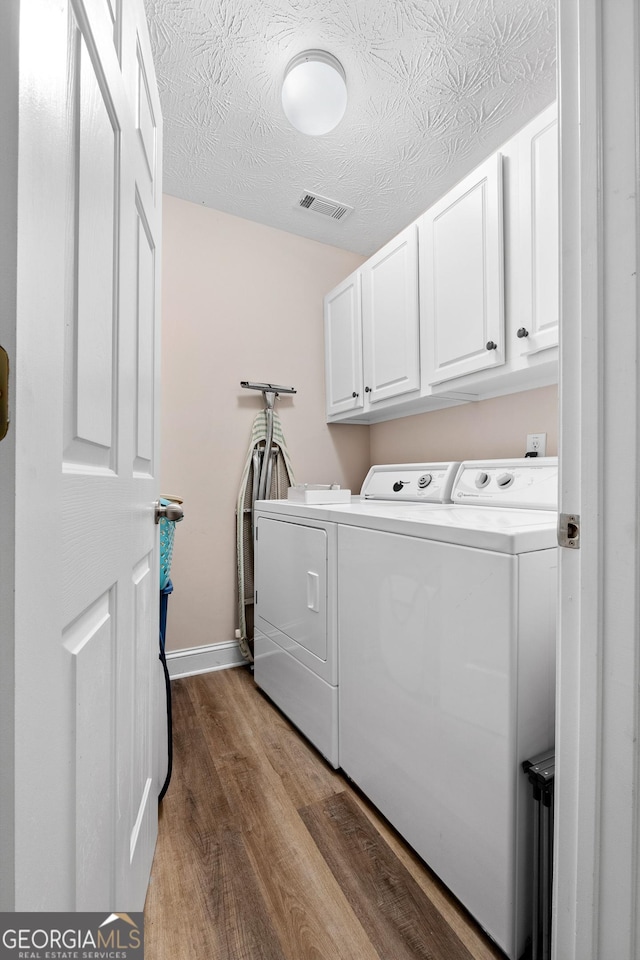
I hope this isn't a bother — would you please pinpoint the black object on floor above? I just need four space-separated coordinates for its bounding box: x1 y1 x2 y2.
159 579 174 801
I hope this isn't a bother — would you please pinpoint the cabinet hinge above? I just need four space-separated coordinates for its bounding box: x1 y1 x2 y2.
558 513 580 549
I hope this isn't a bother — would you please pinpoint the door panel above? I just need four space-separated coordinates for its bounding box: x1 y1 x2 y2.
6 0 163 912
64 31 118 471
134 205 155 471
420 153 505 387
76 37 117 451
324 273 363 416
63 592 115 909
136 43 157 184
518 107 559 357
257 518 328 661
434 188 486 365
361 223 420 403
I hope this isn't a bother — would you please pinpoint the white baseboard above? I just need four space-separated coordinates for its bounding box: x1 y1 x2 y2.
166 640 247 679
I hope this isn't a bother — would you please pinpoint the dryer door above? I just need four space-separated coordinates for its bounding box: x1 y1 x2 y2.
256 517 328 662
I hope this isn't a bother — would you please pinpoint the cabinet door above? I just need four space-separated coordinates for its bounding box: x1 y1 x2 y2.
361 223 420 404
516 105 558 357
420 153 505 387
324 272 363 417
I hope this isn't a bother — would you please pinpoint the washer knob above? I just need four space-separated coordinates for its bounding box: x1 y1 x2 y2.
393 480 407 492
418 473 432 489
497 472 515 488
475 472 490 489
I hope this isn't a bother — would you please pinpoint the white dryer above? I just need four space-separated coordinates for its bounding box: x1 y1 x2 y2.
252 462 460 768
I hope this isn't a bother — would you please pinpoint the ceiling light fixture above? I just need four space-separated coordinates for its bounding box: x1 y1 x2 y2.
281 50 347 136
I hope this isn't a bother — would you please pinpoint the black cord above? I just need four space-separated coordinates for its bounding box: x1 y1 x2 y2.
158 582 173 802
158 643 172 802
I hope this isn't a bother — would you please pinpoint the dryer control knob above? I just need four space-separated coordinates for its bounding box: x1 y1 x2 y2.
496 472 515 488
475 472 490 489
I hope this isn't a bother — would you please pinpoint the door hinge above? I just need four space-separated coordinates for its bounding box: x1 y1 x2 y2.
0 346 9 442
558 513 580 549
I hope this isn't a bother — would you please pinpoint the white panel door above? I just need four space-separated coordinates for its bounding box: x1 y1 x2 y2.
516 104 559 358
420 153 505 387
361 223 420 404
1 0 163 911
324 272 363 417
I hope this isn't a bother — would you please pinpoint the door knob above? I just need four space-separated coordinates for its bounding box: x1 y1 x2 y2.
486 341 498 351
517 327 529 338
155 500 184 524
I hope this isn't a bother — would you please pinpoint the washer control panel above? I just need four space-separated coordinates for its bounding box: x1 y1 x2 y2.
452 458 558 510
361 462 460 502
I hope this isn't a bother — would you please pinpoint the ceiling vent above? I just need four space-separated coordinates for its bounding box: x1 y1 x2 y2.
298 192 353 221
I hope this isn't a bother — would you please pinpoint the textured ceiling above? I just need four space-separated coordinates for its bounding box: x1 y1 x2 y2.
144 0 556 256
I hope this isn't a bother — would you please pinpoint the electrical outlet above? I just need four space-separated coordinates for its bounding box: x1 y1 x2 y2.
526 433 547 457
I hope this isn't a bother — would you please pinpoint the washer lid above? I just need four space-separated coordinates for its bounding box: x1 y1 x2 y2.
360 462 461 502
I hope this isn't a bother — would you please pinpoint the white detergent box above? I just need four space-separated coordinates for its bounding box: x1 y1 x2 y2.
287 484 351 504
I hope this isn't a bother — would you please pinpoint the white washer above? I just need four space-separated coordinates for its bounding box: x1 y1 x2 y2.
252 462 460 768
338 457 557 960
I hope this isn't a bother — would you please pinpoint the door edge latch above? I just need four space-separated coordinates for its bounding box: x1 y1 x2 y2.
558 512 580 549
0 346 9 442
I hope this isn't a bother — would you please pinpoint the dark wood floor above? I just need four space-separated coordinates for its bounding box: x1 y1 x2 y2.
144 665 506 960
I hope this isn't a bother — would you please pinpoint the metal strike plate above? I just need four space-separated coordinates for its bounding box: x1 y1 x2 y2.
0 346 8 441
558 512 580 549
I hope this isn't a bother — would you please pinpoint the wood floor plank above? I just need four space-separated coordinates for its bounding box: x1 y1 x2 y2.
145 764 224 958
300 790 477 960
227 666 345 808
188 671 382 960
146 813 287 959
163 677 235 829
147 681 289 960
348 790 505 960
204 826 290 960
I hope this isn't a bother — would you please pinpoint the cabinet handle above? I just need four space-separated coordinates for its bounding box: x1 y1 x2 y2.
352 391 359 398
486 341 498 351
517 327 529 338
365 386 371 393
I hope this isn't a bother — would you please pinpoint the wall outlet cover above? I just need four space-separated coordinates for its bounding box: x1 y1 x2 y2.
526 433 547 456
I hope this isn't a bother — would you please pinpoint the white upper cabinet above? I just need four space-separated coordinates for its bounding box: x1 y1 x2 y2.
419 153 505 389
515 103 559 359
324 272 363 417
361 223 420 404
323 104 559 424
